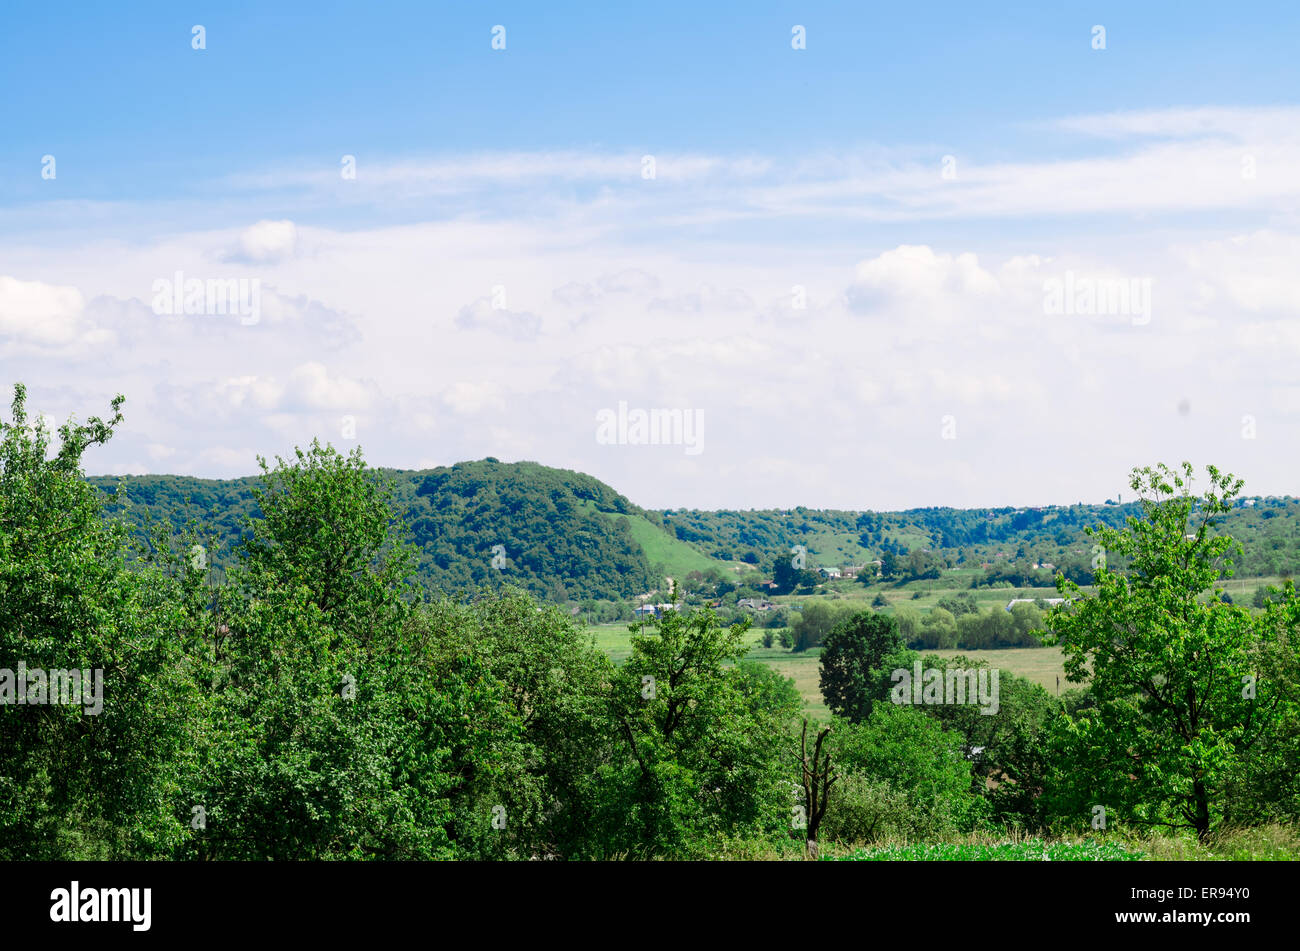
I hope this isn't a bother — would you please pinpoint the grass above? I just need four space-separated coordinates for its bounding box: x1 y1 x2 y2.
586 620 1069 714
832 838 1144 861
608 508 732 582
1135 824 1300 861
928 646 1072 695
820 824 1300 861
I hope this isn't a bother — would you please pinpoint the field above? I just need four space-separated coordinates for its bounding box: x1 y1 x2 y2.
584 620 1070 717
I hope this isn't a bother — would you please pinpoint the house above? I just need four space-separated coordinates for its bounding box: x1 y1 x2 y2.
1006 597 1067 612
737 598 777 611
634 603 682 618
819 566 842 579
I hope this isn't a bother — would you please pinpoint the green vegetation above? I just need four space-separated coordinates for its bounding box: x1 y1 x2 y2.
87 463 1298 619
834 838 1145 861
5 385 1297 861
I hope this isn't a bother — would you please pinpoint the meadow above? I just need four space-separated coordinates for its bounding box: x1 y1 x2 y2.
585 620 1069 718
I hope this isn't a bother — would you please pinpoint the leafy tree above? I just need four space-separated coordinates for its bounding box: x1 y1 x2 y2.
790 601 849 652
186 442 466 859
596 609 798 857
0 385 197 858
1043 463 1275 839
825 705 977 841
819 611 904 722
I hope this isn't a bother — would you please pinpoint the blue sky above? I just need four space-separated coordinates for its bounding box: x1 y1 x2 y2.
5 2 1297 202
2 2 1298 509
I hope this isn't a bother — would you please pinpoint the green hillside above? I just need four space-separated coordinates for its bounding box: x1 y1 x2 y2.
616 508 732 583
87 460 699 602
87 462 1300 607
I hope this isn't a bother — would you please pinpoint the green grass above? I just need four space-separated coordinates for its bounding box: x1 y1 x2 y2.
583 621 1070 714
832 838 1144 861
609 508 734 582
823 824 1300 861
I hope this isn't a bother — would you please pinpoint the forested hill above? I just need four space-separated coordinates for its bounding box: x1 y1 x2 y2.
87 461 1300 603
662 497 1300 581
87 460 665 602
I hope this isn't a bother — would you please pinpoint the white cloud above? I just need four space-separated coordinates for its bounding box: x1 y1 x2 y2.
8 105 1300 506
231 219 298 262
455 298 543 340
0 276 106 351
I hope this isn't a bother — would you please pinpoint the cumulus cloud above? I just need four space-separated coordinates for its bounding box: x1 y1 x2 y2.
847 245 1002 318
229 219 298 263
0 276 106 351
9 105 1300 506
455 298 543 340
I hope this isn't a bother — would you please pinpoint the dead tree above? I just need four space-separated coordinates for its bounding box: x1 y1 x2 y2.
799 719 836 859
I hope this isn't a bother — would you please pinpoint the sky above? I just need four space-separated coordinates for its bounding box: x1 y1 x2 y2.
2 1 1298 510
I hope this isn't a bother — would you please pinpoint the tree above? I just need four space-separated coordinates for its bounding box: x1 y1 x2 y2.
825 704 977 841
188 442 467 859
797 720 835 859
240 439 418 644
819 611 904 722
879 551 903 581
597 608 799 857
0 385 197 858
790 601 848 652
1043 463 1275 839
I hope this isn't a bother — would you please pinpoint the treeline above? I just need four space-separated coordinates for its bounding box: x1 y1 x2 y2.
85 463 1299 613
786 596 1046 653
5 388 1299 856
665 499 1300 582
3 389 790 858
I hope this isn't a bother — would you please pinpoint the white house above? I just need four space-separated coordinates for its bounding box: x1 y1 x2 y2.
1006 597 1067 612
635 602 683 618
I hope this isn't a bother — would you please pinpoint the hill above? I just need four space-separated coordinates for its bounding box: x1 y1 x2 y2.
87 459 722 603
87 462 1300 606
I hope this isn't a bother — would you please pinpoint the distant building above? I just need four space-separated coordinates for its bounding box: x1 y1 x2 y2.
737 598 777 611
1006 597 1067 612
819 566 842 579
634 603 682 618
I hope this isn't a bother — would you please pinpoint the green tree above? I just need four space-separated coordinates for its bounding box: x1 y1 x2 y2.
1044 463 1274 839
824 705 976 841
596 608 798 857
0 385 197 858
790 601 848 652
186 441 470 859
819 611 904 722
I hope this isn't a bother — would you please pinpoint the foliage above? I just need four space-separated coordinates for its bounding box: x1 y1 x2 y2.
1042 464 1281 839
818 610 904 722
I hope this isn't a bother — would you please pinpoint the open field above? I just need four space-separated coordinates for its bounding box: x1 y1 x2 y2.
584 621 1071 715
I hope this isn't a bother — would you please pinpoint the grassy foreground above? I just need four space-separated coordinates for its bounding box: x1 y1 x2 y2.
818 825 1300 861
